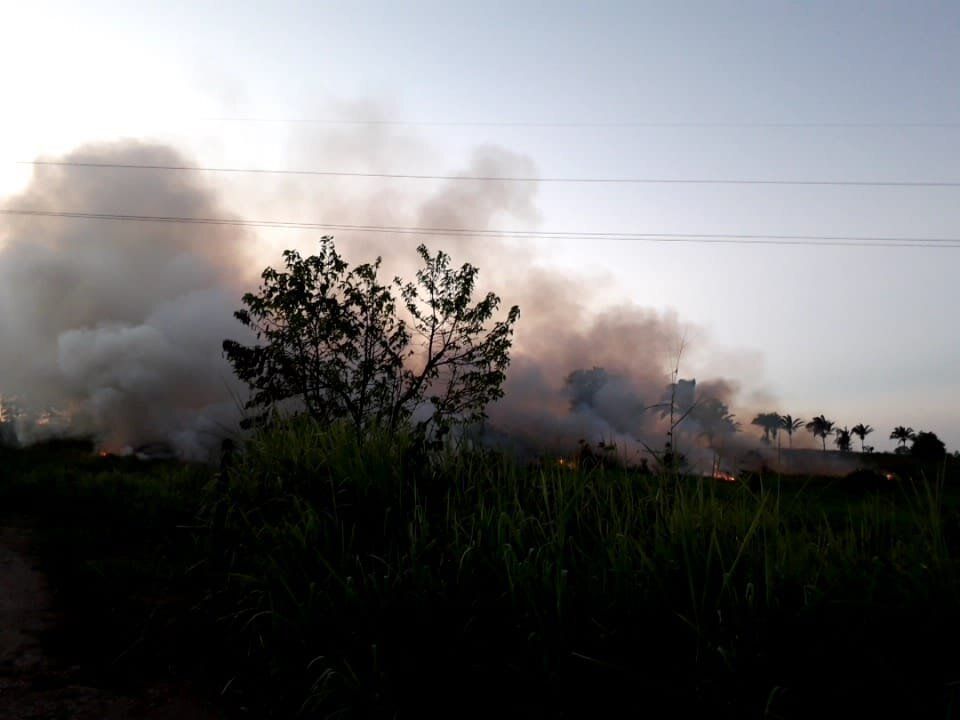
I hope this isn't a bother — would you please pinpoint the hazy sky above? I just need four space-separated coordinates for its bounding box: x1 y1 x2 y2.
2 0 958 449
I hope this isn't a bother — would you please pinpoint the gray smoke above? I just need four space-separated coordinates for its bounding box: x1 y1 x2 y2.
0 141 256 457
0 132 768 469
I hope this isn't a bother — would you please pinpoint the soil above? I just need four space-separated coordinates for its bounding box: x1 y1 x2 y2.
0 525 225 720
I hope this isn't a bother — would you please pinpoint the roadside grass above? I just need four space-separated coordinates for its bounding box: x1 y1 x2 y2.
206 420 960 717
3 427 960 717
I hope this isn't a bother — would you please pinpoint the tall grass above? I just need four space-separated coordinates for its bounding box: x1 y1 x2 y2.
203 418 960 717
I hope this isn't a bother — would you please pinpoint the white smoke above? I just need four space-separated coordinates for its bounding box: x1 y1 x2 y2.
0 141 255 458
0 132 771 468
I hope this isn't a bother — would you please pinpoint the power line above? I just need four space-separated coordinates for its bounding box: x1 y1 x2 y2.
19 160 960 189
205 117 960 129
3 208 959 249
18 114 960 129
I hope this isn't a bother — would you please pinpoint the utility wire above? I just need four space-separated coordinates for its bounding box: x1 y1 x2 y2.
3 209 959 249
204 117 960 129
18 160 960 189
18 114 960 129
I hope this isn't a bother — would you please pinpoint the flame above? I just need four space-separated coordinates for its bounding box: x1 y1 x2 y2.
712 469 738 483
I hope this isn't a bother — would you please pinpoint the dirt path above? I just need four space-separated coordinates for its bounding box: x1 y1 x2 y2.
0 526 224 720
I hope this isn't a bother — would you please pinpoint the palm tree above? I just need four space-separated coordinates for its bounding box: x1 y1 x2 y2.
835 426 852 452
779 414 804 447
851 423 874 452
890 426 916 449
693 398 740 472
805 414 835 451
751 412 782 445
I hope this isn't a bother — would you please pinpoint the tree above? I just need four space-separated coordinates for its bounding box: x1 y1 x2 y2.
890 426 916 450
694 398 740 445
692 397 740 470
751 412 782 446
223 238 520 439
910 431 946 461
805 415 835 451
779 414 804 447
851 423 874 452
834 426 852 453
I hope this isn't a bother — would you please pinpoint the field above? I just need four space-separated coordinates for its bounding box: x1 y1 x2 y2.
2 425 960 718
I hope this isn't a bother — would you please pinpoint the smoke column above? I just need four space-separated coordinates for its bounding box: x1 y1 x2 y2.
0 141 256 457
0 133 769 467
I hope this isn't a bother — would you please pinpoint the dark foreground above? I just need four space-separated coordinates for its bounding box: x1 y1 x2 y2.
0 523 222 719
1 427 959 718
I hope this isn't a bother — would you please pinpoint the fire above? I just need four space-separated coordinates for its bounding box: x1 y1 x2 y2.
712 469 738 483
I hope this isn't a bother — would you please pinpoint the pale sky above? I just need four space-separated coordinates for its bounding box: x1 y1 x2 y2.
1 0 958 450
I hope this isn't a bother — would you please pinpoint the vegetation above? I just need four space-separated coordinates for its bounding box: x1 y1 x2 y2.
4 428 960 718
222 239 519 439
852 422 874 452
892 425 917 450
750 412 781 445
834 425 852 452
912 430 947 461
805 414 836 451
778 414 804 447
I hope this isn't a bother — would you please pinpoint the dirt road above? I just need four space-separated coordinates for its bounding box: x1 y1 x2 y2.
0 526 223 720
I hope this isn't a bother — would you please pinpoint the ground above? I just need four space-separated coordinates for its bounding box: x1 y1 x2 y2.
0 524 223 720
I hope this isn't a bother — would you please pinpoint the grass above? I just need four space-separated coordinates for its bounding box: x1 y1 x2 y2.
3 426 960 717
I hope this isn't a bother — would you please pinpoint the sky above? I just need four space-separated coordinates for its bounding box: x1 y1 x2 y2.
1 0 958 450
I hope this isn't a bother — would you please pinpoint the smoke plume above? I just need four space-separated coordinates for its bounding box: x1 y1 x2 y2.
1 132 769 469
0 141 256 457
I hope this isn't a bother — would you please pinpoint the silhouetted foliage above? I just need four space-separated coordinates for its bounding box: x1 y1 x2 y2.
851 423 874 452
223 237 520 438
805 414 835 451
844 468 894 490
911 431 946 461
890 426 916 449
779 414 804 447
835 426 852 453
693 397 740 445
751 412 782 445
576 438 622 471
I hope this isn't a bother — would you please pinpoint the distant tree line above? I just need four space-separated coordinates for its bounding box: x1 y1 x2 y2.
748 413 947 461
